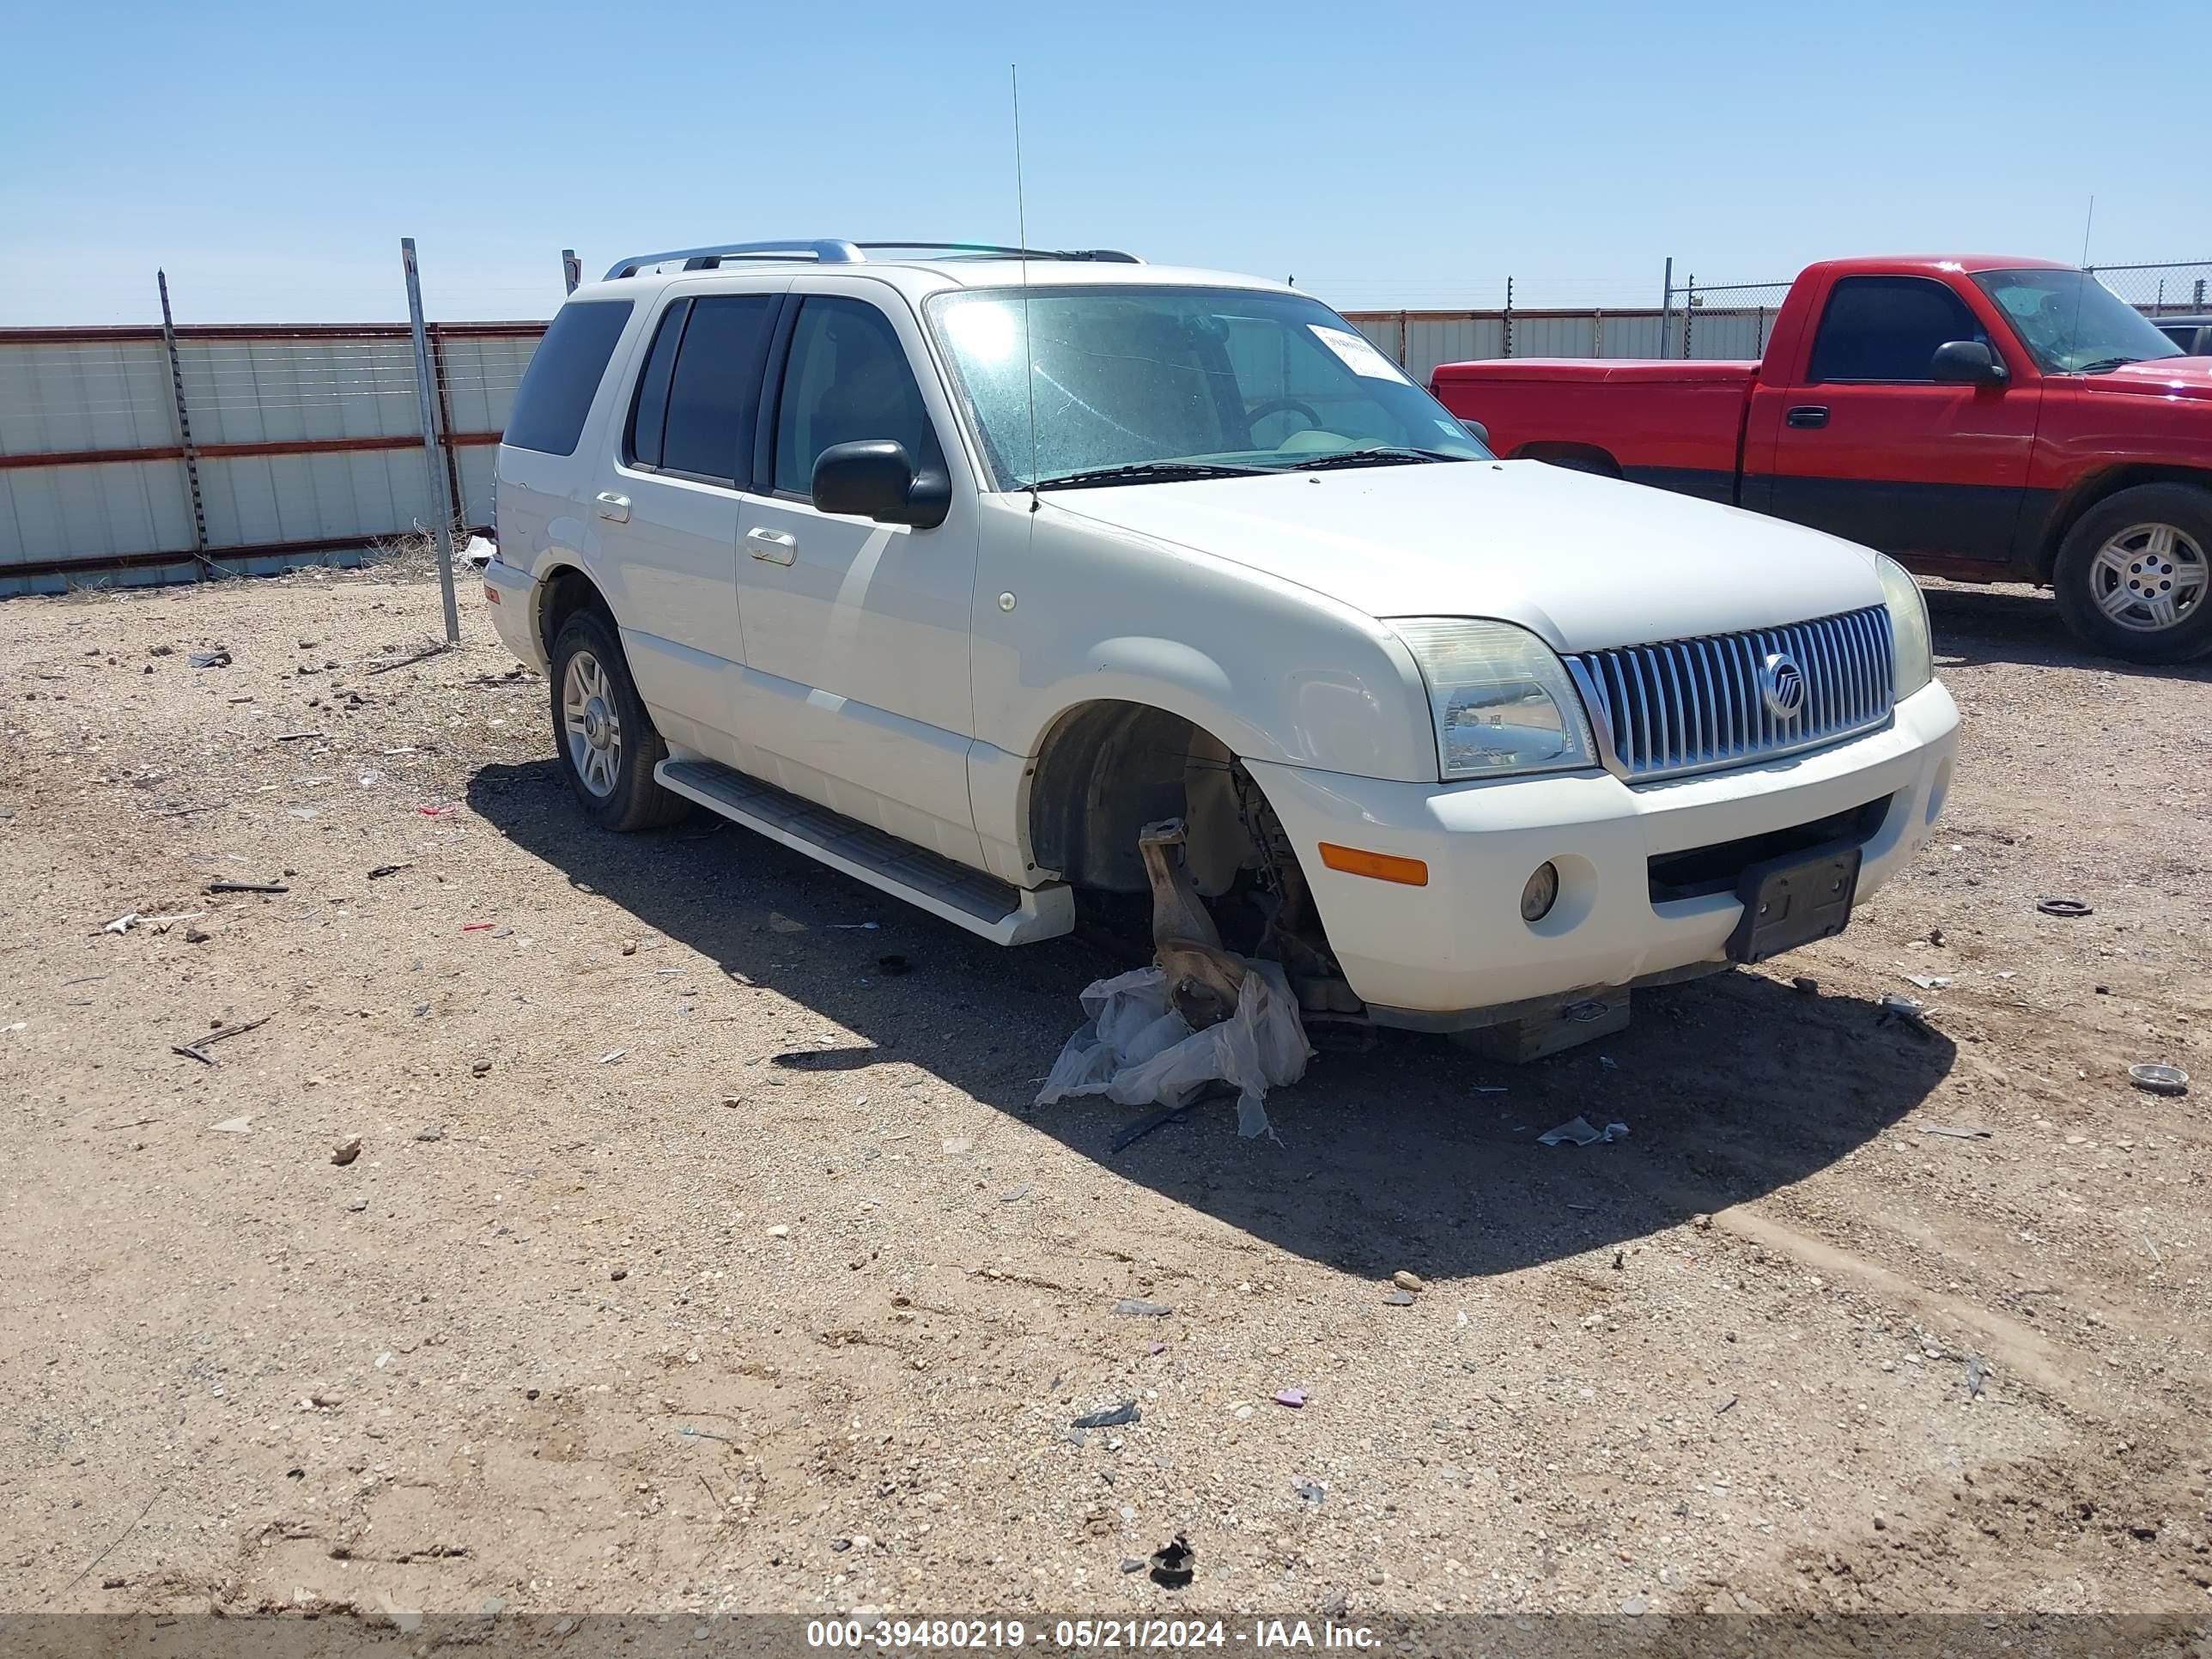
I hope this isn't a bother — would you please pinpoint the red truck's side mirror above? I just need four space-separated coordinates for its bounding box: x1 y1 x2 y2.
1930 340 2008 387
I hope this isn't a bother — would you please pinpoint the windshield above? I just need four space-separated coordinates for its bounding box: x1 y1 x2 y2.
926 286 1490 489
1973 269 2185 374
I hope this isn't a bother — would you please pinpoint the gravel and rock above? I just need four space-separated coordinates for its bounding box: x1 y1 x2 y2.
0 566 2207 1622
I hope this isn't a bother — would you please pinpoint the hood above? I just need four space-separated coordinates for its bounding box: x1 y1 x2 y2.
1044 459 1884 653
2081 357 2212 400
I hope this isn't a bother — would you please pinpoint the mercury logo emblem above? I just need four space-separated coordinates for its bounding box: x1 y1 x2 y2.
1760 652 1807 720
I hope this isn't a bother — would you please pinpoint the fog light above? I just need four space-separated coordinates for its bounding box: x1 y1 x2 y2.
1520 861 1559 923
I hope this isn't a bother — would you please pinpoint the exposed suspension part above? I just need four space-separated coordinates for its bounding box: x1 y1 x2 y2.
1230 766 1372 1047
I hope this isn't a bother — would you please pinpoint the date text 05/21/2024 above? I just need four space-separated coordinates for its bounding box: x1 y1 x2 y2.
805 1618 1379 1650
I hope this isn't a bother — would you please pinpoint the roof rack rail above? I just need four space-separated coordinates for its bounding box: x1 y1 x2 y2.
602 240 1141 282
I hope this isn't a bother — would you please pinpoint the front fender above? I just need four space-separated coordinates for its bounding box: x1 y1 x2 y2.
1015 630 1437 784
978 501 1439 781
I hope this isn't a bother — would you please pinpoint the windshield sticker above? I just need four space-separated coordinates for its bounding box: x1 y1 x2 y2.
1310 325 1411 382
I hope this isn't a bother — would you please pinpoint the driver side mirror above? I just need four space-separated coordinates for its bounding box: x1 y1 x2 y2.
1930 340 2008 387
1460 418 1491 447
811 441 951 530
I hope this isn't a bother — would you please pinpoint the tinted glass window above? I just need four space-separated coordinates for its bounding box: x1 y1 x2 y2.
1971 268 2185 373
505 300 632 454
1808 277 1986 383
927 287 1482 489
772 298 945 497
660 295 779 484
625 299 689 469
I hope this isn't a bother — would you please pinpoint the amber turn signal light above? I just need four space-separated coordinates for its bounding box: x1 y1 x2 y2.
1317 842 1430 886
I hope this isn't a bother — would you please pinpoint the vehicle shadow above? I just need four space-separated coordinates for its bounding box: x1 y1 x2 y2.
469 758 1956 1282
1924 583 2212 682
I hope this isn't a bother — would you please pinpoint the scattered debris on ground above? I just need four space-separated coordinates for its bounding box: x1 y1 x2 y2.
1537 1115 1630 1147
1147 1535 1195 1590
2 571 2208 1620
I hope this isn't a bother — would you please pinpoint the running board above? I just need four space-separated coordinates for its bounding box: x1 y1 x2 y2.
655 758 1073 946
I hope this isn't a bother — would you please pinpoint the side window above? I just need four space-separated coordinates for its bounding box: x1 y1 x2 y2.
505 300 632 455
657 295 779 486
771 297 945 499
624 300 689 470
1808 277 1988 384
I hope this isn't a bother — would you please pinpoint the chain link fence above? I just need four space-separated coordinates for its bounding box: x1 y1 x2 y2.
2084 259 2212 316
1662 276 1793 362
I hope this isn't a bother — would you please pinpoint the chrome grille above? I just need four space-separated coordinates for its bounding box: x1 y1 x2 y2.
1567 605 1895 782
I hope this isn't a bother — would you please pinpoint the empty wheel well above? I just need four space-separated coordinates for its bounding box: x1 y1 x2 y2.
538 566 614 657
1026 702 1254 896
1516 441 1622 477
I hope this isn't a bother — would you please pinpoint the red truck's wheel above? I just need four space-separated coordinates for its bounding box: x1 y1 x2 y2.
2052 483 2212 665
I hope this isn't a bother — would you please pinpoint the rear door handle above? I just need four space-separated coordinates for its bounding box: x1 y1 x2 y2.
1785 405 1829 429
745 527 797 566
595 491 631 522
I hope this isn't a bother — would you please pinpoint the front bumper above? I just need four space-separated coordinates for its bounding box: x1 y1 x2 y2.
480 557 547 673
1247 680 1960 1026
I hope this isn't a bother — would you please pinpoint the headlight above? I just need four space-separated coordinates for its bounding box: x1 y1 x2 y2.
1390 617 1597 781
1876 556 1934 699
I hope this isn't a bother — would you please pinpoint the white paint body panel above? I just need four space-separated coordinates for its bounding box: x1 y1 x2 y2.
490 253 1958 1019
1249 682 1957 1015
1038 460 1887 655
728 273 987 867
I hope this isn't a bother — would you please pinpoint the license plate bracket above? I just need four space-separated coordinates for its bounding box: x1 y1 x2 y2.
1726 840 1863 963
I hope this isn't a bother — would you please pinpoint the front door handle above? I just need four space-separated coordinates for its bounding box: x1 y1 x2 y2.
745 527 797 566
595 491 631 522
1785 405 1830 429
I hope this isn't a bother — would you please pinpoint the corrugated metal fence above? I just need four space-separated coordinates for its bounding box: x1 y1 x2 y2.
1339 306 1776 388
0 303 1771 589
0 322 539 593
5 258 2198 589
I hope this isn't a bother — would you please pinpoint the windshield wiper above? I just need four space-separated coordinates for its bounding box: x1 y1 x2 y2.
2075 356 2140 374
1273 445 1468 471
1029 459 1267 490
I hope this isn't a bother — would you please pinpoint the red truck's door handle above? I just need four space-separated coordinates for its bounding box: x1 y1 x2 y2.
1786 404 1830 429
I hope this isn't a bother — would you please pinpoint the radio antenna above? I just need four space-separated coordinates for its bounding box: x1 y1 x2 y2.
2069 194 2096 372
1012 64 1039 510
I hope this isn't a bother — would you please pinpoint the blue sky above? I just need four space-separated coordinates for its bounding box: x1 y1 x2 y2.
3 0 2203 325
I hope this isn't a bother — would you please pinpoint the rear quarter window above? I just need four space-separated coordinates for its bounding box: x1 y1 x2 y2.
505 300 634 455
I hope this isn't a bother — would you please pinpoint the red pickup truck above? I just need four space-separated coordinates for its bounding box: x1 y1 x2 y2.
1431 256 2212 663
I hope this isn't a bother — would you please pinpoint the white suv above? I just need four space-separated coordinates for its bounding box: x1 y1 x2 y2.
482 239 1958 1036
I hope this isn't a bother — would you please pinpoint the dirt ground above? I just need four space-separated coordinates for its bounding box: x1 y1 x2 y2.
1 562 2208 1628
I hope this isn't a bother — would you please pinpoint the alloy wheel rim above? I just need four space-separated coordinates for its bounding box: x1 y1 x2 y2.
2088 522 2207 634
562 650 623 798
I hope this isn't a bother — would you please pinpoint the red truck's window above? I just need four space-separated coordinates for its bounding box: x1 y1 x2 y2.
1807 276 1987 384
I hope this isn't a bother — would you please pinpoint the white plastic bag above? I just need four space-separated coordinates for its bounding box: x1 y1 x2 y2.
1036 958 1313 1139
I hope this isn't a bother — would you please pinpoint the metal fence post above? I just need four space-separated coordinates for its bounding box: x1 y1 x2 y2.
401 237 461 645
1502 276 1514 359
562 249 581 295
427 325 466 528
1682 274 1696 361
155 270 213 576
1592 309 1605 356
1659 258 1674 360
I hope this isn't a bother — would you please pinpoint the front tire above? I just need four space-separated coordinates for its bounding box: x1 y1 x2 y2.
2051 483 2212 664
547 610 690 830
